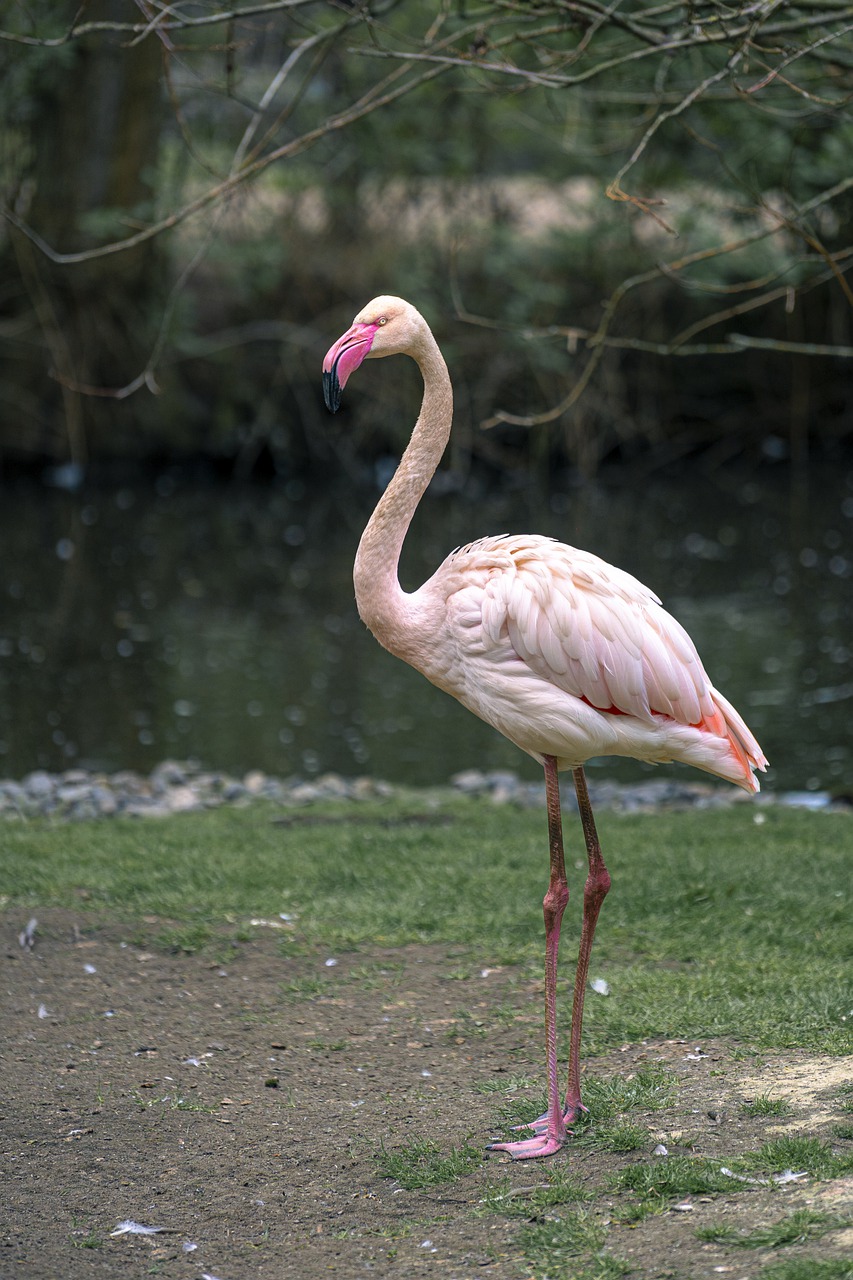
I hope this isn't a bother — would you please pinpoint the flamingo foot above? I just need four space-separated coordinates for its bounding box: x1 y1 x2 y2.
487 1131 567 1160
511 1101 588 1136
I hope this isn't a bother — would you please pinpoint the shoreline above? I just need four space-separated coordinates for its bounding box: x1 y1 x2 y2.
0 760 840 821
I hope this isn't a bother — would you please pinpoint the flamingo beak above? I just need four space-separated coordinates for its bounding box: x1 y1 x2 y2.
322 322 378 413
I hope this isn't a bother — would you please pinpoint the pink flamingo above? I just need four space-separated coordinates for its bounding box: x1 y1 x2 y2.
323 296 767 1160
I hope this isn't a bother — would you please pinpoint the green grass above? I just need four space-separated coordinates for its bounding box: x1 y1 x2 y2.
280 975 332 1000
516 1211 629 1280
611 1135 853 1220
375 1138 481 1189
740 1091 794 1118
578 1120 649 1152
759 1261 853 1280
697 1208 851 1248
479 1167 593 1216
70 1230 103 1250
1 800 851 1055
737 1136 853 1179
612 1154 738 1201
583 1066 678 1117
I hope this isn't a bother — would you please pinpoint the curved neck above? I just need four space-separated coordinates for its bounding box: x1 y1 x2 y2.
353 332 452 650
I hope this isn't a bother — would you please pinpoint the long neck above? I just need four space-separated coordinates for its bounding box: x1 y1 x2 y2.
353 332 452 652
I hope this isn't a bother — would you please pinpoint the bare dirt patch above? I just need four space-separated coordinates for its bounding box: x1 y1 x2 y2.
3 910 851 1279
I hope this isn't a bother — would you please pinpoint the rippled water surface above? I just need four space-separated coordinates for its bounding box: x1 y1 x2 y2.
1 462 851 793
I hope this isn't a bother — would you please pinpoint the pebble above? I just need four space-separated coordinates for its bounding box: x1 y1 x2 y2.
0 763 398 821
0 762 841 822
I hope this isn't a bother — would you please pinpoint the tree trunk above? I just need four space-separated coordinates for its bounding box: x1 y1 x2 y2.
5 1 166 468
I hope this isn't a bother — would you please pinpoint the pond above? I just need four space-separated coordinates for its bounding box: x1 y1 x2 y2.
1 460 851 794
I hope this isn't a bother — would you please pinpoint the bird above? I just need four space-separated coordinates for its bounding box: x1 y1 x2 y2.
322 296 768 1160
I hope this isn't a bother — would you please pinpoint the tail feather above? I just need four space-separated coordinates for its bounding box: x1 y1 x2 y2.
711 686 768 793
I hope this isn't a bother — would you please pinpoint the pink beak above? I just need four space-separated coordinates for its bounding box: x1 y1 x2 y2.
322 321 378 412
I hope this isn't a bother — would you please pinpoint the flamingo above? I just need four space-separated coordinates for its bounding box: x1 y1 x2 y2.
322 296 768 1160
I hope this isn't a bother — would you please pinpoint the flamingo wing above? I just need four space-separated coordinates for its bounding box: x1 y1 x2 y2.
474 536 722 731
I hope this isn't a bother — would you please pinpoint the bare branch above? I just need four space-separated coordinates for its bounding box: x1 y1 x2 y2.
0 0 321 46
760 196 853 309
605 50 746 229
231 29 329 174
744 19 853 99
6 0 852 432
351 4 853 91
51 204 228 401
727 334 853 356
458 171 853 430
1 60 450 266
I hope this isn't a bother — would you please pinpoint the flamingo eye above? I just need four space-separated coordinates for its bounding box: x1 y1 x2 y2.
377 317 387 326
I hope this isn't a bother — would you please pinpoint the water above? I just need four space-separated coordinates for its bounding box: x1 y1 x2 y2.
1 462 851 793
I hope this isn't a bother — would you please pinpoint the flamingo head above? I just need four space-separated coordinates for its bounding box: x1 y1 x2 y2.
322 296 422 412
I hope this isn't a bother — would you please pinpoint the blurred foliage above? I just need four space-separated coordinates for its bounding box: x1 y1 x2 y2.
0 1 851 475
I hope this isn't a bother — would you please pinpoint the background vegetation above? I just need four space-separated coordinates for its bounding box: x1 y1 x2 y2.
1 0 852 479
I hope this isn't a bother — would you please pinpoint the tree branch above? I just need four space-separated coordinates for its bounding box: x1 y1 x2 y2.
0 61 450 266
0 0 322 46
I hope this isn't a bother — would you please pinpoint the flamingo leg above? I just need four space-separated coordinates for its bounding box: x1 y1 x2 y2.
562 764 611 1121
488 754 569 1159
490 764 612 1157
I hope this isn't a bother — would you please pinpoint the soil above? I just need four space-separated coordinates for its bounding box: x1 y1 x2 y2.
3 909 852 1280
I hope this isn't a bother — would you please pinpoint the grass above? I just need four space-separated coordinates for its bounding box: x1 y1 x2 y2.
280 975 332 1000
578 1120 649 1152
583 1066 679 1117
375 1138 481 1190
69 1226 104 1250
479 1167 593 1216
760 1262 853 1280
696 1208 851 1248
612 1154 738 1201
516 1211 630 1280
70 1233 103 1250
2 799 850 1060
516 1209 605 1259
740 1091 794 1118
737 1136 853 1179
610 1135 853 1221
4 795 852 1280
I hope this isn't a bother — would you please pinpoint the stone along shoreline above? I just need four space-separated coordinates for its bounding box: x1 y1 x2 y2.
0 760 838 821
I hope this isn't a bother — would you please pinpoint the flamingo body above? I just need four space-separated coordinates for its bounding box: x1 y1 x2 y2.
323 295 767 1159
388 532 763 791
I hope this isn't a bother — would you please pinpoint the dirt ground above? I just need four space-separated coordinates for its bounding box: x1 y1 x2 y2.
2 909 852 1280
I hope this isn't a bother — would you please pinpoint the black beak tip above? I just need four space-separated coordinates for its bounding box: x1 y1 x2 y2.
323 369 342 414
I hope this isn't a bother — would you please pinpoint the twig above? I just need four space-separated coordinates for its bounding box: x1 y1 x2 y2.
50 208 227 400
744 18 853 96
457 172 853 429
0 0 322 45
0 63 450 265
231 30 328 174
727 334 853 356
605 48 747 232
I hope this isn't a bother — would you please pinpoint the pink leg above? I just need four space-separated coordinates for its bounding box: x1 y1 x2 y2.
562 765 611 1121
488 755 569 1159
